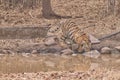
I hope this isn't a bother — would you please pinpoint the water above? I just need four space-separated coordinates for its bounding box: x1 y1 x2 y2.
0 54 91 73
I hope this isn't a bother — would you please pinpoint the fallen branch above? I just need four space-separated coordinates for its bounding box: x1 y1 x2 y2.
99 30 120 40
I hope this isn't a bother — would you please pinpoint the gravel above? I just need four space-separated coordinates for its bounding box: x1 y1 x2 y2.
0 69 120 80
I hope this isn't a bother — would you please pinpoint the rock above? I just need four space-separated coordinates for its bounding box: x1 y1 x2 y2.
0 54 5 56
44 37 56 46
61 49 73 55
54 53 61 56
111 49 120 58
33 43 46 49
43 47 58 53
89 34 100 44
72 53 78 56
22 53 31 57
49 45 62 52
38 45 62 54
31 50 38 54
71 44 78 51
83 50 101 58
9 51 16 56
2 50 15 54
2 50 9 54
115 46 120 51
101 47 112 54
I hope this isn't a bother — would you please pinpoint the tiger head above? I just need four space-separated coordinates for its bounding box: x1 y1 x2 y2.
77 34 92 53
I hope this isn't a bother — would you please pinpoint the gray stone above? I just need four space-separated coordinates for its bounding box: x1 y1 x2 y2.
8 50 15 54
44 37 56 46
115 46 120 51
22 53 31 57
72 53 78 56
83 50 101 58
0 54 5 56
61 49 73 55
2 50 15 54
49 45 62 52
43 47 58 53
31 50 38 54
54 53 61 56
101 47 112 54
2 50 8 54
71 44 78 51
89 34 100 44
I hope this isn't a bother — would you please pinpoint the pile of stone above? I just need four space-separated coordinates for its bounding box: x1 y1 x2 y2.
0 34 120 59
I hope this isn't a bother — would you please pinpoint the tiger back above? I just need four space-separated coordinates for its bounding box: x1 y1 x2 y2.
47 19 91 53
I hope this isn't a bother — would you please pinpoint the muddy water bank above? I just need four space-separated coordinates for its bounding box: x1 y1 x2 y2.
0 53 120 74
0 54 91 73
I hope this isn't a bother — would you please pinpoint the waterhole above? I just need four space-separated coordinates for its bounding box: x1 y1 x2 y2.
0 54 91 73
0 26 120 73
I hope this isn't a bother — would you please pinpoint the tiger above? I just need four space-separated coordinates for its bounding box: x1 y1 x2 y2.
47 19 91 53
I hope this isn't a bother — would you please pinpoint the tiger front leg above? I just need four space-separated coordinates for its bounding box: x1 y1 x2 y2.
60 35 69 48
77 44 84 53
83 42 91 52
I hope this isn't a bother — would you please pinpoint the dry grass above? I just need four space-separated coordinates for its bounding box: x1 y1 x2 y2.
0 0 119 19
0 0 41 9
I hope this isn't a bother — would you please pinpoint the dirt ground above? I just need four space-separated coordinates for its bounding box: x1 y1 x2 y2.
0 69 120 80
0 0 120 80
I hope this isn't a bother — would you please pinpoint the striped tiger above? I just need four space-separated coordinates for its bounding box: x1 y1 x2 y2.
47 19 91 53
